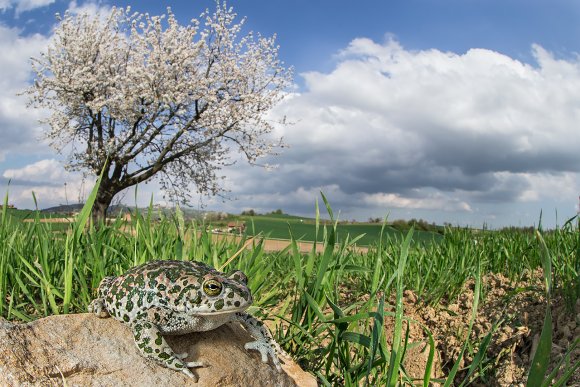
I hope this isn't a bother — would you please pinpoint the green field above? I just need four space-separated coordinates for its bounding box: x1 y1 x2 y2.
3 209 75 231
243 214 443 245
5 208 62 220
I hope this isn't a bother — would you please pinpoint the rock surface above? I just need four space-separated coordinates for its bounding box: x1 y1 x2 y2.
0 314 317 386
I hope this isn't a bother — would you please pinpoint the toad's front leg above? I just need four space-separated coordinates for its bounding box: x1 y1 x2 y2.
132 320 204 380
231 312 287 371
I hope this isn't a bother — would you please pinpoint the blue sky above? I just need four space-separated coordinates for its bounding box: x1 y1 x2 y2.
1 0 580 227
7 1 580 72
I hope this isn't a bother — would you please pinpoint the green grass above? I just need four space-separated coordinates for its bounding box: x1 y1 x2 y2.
0 188 578 385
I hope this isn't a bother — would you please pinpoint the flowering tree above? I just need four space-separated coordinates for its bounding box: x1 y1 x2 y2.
25 3 291 223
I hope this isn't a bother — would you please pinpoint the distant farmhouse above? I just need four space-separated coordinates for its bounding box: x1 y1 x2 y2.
227 222 246 234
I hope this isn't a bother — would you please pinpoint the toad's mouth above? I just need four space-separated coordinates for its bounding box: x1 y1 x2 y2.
188 304 250 315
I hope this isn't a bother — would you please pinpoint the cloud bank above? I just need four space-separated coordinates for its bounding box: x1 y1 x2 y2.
219 38 580 223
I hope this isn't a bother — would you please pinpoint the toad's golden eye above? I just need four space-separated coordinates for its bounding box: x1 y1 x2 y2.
202 279 223 297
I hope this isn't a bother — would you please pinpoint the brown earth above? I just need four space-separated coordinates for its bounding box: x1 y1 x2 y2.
378 270 580 385
22 217 75 223
208 232 369 254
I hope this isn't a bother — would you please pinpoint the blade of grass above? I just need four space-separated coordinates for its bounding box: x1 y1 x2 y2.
366 294 385 385
526 231 554 386
64 167 104 314
386 227 413 387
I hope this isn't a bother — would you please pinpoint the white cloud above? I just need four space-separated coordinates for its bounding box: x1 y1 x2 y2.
300 38 580 160
66 0 112 18
0 24 50 160
1 158 92 208
0 0 54 14
3 159 66 182
16 0 54 13
363 192 472 212
7 181 88 209
518 172 579 203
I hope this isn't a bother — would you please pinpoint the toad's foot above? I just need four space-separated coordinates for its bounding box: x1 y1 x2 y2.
176 352 205 368
233 312 285 371
133 321 204 380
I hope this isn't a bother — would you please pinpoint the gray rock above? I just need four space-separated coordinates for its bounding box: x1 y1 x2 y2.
0 313 317 386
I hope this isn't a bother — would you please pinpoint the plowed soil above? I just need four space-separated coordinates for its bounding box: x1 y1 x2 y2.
384 270 579 385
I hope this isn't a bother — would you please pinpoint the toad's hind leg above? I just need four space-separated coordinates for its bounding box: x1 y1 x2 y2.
88 276 116 318
87 297 109 318
132 321 204 380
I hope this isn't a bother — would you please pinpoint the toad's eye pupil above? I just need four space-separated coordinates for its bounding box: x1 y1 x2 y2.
203 280 222 296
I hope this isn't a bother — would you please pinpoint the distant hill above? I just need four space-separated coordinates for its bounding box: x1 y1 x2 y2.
42 203 131 215
41 203 85 213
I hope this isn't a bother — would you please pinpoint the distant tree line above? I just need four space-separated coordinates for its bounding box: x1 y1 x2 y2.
367 217 444 234
240 209 284 216
203 212 230 222
498 225 536 234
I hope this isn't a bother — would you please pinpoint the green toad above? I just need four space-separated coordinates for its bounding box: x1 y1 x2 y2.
88 260 284 380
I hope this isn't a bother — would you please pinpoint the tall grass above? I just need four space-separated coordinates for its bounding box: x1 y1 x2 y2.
0 190 578 385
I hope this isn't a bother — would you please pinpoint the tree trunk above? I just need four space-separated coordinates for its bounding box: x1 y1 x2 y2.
91 198 110 227
91 182 117 227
